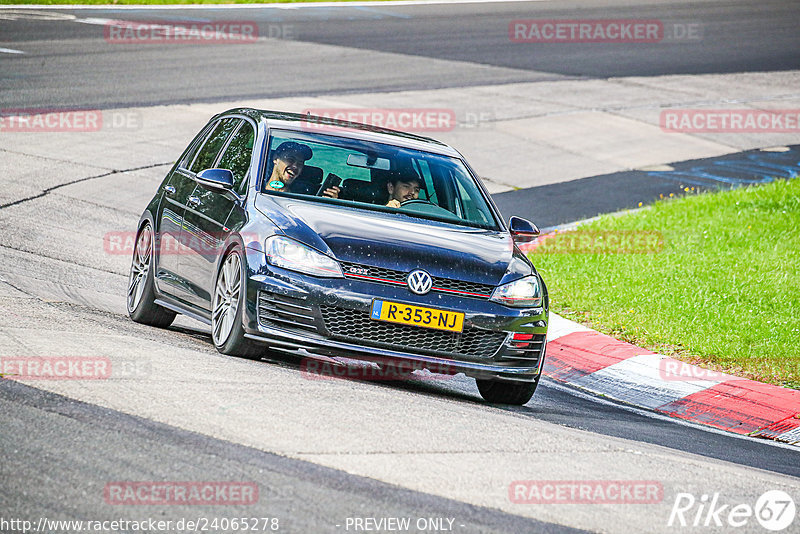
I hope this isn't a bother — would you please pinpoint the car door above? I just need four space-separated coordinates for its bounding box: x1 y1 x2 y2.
178 118 255 311
155 120 219 298
157 117 239 300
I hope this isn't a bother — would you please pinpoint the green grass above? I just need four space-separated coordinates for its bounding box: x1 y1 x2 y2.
1 0 368 4
531 179 800 389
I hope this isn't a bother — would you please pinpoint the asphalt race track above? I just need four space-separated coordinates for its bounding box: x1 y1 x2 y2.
1 1 799 533
1 0 799 109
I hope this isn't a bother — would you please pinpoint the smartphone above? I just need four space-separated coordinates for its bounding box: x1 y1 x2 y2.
317 173 342 196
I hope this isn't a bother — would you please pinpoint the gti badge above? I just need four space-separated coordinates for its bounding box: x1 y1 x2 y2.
407 270 433 295
348 266 369 275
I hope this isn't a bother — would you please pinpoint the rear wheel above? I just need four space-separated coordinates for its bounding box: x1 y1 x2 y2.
127 222 176 328
212 248 262 359
476 375 540 405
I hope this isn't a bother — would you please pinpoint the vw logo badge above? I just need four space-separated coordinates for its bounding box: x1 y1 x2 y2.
407 270 433 295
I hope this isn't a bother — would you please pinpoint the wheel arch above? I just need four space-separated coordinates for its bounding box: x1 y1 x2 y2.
135 211 161 287
215 233 247 279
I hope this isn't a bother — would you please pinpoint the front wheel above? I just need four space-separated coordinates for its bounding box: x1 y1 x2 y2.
127 222 176 328
212 248 261 359
476 375 540 405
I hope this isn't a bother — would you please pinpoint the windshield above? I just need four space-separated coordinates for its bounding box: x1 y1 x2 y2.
261 129 500 230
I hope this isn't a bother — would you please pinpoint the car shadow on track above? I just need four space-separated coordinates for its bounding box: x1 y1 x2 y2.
160 323 800 477
167 323 485 403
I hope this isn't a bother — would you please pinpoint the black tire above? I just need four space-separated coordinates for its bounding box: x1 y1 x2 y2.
212 247 262 359
476 375 540 405
127 221 176 328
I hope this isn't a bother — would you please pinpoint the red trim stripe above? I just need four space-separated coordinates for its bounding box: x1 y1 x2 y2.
431 286 491 298
345 274 406 285
544 331 655 382
344 273 491 297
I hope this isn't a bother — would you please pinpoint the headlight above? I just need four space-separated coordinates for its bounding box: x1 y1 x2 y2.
265 236 342 278
490 276 542 307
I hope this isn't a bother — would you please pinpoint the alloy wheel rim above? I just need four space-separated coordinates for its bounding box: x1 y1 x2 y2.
212 252 241 346
127 224 152 313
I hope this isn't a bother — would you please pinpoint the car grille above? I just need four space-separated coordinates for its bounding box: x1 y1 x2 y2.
257 290 318 333
499 334 547 366
339 261 494 299
319 305 506 359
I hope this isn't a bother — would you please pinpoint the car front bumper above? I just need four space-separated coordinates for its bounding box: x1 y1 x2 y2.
241 259 548 382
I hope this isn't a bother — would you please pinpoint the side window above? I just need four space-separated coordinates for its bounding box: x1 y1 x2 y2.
411 158 436 204
190 118 238 174
454 171 490 225
218 121 255 194
179 123 214 169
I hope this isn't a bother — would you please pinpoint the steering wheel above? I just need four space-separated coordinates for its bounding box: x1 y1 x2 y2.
398 198 458 219
400 199 432 207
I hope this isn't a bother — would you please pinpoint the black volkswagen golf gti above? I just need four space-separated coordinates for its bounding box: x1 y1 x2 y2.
127 109 549 405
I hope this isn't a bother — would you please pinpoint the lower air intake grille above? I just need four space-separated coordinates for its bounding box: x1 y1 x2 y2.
258 291 319 334
319 305 506 359
499 334 546 366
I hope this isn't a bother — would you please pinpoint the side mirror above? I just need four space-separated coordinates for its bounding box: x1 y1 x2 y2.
509 216 540 243
196 168 234 191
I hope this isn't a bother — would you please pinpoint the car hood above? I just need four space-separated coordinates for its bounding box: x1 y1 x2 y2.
255 195 532 285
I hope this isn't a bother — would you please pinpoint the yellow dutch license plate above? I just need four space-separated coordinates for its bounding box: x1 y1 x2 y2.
370 300 465 332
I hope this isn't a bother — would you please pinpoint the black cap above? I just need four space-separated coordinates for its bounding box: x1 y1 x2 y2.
386 169 422 185
274 141 313 161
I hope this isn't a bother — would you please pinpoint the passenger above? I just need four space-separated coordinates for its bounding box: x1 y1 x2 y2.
266 141 339 198
385 175 422 208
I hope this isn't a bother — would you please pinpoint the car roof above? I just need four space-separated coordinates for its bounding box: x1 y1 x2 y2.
218 108 463 158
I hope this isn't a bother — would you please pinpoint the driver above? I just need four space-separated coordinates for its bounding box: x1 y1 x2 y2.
386 175 422 208
267 141 340 198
